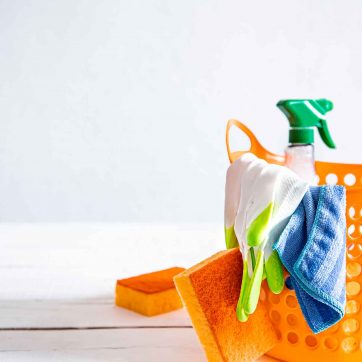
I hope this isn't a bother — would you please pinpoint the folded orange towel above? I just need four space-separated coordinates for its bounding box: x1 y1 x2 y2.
174 249 278 362
115 267 185 316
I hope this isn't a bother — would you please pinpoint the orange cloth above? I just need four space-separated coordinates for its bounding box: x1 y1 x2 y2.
174 249 278 362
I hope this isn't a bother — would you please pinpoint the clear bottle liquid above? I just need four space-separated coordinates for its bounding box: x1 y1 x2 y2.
277 99 335 185
285 144 317 185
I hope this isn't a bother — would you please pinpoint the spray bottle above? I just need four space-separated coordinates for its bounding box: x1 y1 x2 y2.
277 99 336 184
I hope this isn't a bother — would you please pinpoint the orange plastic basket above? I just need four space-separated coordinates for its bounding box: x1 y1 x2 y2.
226 119 362 361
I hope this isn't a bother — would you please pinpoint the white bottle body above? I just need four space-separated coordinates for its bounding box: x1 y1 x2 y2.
285 144 317 185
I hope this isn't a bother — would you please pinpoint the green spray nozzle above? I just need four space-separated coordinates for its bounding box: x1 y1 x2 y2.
277 99 336 148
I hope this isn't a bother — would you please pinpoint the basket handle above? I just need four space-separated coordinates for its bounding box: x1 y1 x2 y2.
226 119 284 165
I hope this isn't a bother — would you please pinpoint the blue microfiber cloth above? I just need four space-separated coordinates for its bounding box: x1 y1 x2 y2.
273 185 346 334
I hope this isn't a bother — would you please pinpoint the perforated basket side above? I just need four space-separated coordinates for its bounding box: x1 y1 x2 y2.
265 161 362 362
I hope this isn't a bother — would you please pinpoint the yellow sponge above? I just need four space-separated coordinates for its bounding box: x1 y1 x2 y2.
115 267 185 316
174 249 278 362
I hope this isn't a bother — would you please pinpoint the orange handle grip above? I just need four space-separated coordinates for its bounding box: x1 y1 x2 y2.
226 119 284 165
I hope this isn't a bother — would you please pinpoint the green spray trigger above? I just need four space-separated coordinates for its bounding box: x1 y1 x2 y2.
277 99 336 148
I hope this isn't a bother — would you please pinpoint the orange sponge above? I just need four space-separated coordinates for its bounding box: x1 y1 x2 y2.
115 267 185 316
174 249 278 362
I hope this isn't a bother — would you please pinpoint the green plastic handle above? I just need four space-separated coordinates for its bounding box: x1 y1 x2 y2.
277 99 336 148
318 118 336 149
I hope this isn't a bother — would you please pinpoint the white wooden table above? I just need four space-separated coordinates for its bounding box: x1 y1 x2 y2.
0 223 277 361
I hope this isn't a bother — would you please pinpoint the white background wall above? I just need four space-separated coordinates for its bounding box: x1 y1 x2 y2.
1 0 362 222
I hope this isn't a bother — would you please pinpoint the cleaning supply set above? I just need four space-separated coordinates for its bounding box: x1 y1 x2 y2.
116 98 361 362
224 99 347 329
177 98 359 362
222 101 362 361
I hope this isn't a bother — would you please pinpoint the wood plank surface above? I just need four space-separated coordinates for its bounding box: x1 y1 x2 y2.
0 224 279 361
0 328 277 362
0 300 191 329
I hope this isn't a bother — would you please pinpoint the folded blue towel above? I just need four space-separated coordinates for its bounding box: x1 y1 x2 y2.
273 185 346 334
